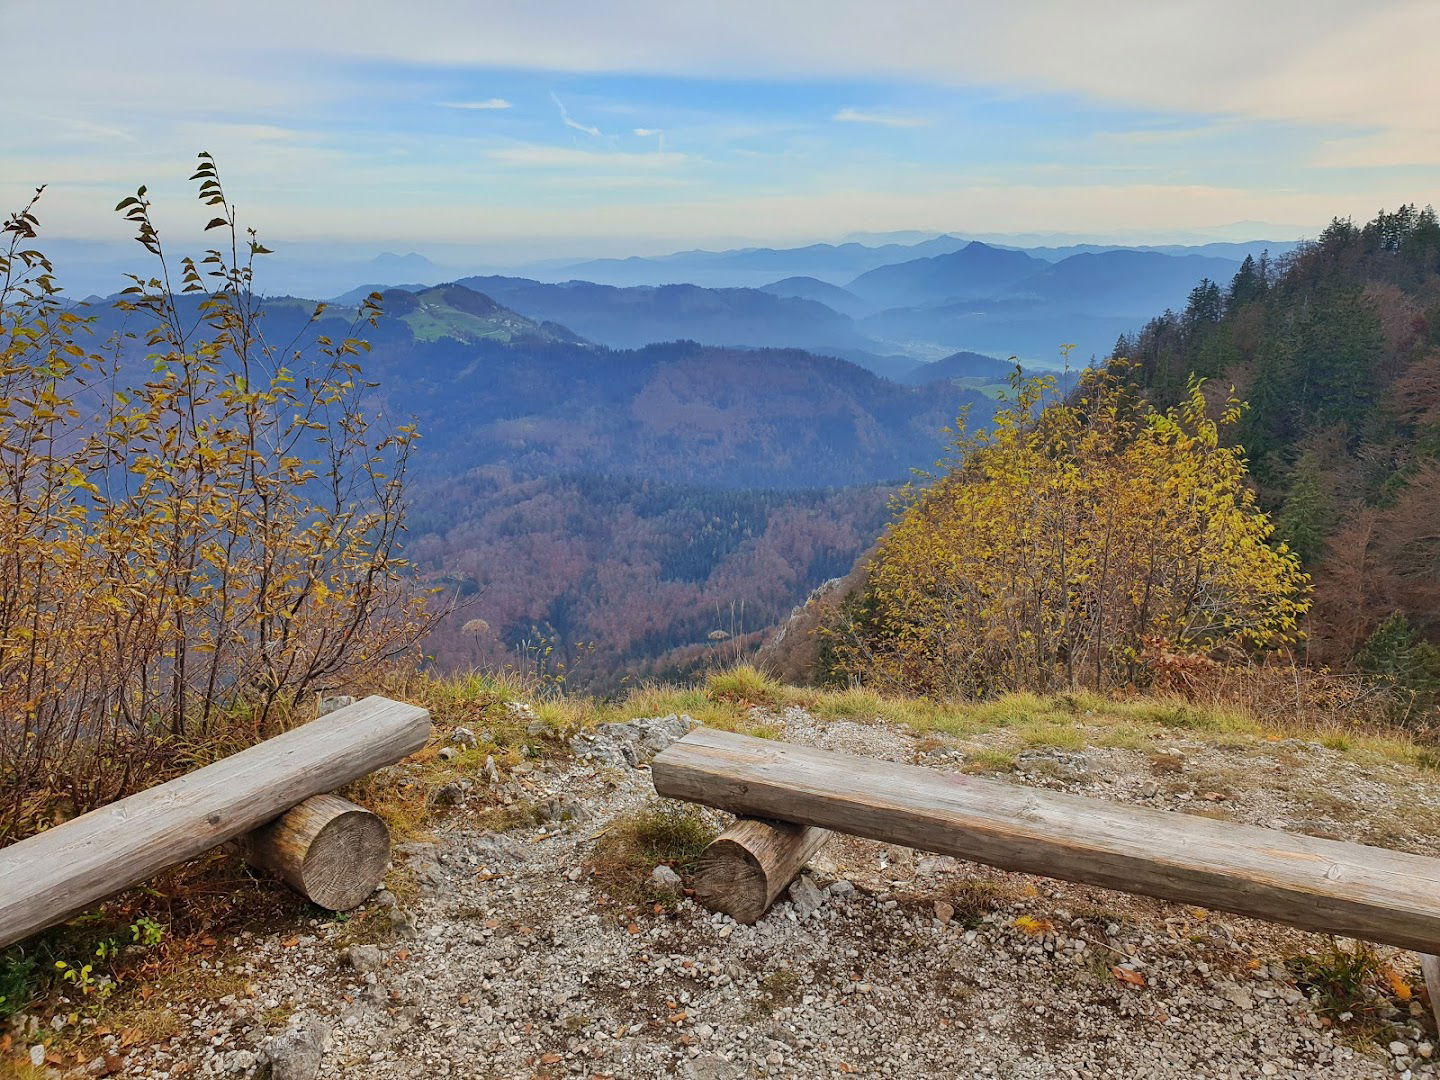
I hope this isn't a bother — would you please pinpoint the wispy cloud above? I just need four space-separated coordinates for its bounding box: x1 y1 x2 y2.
551 92 602 137
488 145 686 169
633 128 666 152
439 98 512 110
833 107 929 128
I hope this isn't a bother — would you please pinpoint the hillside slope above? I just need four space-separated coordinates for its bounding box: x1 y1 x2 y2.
1116 205 1440 669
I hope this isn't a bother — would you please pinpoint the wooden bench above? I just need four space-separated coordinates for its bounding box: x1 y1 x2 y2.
652 728 1440 1011
0 696 430 949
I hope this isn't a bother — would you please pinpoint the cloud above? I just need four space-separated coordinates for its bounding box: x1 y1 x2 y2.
833 108 928 128
487 145 686 169
440 98 512 110
1313 130 1440 169
550 92 602 137
633 128 661 137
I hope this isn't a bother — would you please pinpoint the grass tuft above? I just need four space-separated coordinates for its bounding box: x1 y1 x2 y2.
1287 939 1403 1026
588 803 718 908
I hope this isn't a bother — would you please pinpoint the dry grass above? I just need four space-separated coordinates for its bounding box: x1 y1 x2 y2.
587 803 717 909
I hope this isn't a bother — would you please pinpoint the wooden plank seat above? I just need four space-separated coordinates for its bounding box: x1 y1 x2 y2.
0 696 430 949
652 728 1440 957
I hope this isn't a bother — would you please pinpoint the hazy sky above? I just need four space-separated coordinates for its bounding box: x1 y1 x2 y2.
6 0 1439 257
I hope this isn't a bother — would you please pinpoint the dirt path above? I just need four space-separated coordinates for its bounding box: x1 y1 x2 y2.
115 708 1440 1079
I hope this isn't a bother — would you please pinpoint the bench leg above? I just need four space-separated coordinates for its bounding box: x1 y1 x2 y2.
1422 954 1440 1033
690 818 832 924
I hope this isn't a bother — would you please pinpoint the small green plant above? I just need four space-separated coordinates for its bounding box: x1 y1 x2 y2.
130 917 164 948
53 959 112 1001
1288 939 1390 1021
0 952 37 1020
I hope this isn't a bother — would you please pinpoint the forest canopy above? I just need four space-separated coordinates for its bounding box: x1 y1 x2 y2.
1116 205 1440 703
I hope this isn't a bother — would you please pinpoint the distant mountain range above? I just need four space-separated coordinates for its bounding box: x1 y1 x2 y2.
447 276 874 357
846 242 1045 308
322 238 1264 369
553 235 970 289
535 234 1298 290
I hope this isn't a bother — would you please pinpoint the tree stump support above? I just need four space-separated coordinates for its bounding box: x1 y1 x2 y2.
233 794 391 911
690 817 832 924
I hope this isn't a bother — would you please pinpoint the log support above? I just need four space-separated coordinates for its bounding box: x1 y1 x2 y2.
690 818 831 924
1422 953 1440 1033
233 794 391 911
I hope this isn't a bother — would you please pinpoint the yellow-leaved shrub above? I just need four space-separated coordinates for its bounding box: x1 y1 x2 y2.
0 160 432 840
834 366 1309 696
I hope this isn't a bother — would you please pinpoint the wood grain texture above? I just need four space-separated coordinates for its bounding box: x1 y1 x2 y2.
233 794 391 911
691 818 832 924
1422 954 1440 1032
0 696 429 947
652 728 1440 953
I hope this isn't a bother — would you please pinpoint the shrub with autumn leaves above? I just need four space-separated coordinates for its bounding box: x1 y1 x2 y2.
835 366 1309 696
0 159 432 841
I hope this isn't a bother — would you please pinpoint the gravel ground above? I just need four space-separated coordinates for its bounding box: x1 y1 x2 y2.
73 707 1440 1079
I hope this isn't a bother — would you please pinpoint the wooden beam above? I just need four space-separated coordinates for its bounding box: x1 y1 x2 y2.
691 818 831 923
233 794 391 911
0 696 429 948
652 728 1440 954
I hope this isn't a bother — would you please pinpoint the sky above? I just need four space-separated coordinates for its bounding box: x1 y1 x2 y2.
5 0 1440 262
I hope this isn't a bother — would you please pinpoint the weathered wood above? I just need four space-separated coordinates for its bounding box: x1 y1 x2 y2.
233 794 391 911
691 818 832 923
1422 954 1440 1032
0 696 429 948
652 729 1440 953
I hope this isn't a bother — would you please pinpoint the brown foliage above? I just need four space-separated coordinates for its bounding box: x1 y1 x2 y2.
0 164 432 841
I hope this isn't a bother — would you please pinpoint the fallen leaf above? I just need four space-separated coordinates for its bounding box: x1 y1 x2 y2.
838 1063 856 1074
394 949 409 960
627 923 639 936
1111 966 1146 988
281 936 300 948
458 995 470 1006
1013 915 1053 936
667 1011 687 1024
1381 965 1413 1001
199 936 217 947
540 1052 562 1064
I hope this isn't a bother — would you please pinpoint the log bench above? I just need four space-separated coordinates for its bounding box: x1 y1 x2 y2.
652 727 1440 1015
0 695 430 949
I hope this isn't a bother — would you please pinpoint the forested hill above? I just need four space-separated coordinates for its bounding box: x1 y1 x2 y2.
1116 205 1440 670
70 282 987 684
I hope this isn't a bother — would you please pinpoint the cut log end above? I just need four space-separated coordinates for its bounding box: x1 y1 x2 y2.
689 818 831 924
237 794 391 911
